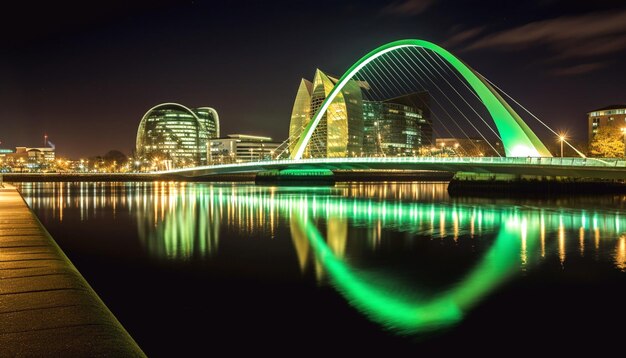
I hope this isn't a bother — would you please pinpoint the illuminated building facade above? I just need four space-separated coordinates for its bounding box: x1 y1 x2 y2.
7 146 56 162
136 103 219 168
209 134 281 163
588 105 626 143
289 69 364 158
1 146 55 172
289 69 432 158
362 92 431 156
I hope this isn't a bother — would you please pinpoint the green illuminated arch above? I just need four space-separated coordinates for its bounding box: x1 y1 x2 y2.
291 39 552 159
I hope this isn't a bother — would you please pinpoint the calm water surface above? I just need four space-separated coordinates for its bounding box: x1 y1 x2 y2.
16 182 626 355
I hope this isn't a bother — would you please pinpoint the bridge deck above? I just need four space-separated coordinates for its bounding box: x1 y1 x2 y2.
0 185 145 356
160 156 626 180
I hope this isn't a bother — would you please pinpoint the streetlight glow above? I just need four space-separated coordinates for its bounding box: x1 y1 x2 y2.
557 133 567 158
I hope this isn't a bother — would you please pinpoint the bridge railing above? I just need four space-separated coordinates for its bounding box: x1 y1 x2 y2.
158 156 626 174
258 156 626 168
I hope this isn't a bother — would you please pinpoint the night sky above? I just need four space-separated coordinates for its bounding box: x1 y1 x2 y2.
2 0 626 158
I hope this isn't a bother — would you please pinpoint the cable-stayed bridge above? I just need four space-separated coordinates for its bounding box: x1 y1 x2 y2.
159 39 626 180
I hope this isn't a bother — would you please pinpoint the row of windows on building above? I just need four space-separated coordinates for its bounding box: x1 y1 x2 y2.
288 69 433 158
135 103 281 169
587 105 626 142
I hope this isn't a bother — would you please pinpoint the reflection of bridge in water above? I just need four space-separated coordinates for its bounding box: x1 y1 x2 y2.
130 183 626 332
18 182 626 332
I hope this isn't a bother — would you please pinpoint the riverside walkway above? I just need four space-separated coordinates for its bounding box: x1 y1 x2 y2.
0 184 145 356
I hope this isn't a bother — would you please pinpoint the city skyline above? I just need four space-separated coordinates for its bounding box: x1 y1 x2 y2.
2 0 626 158
3 3 626 356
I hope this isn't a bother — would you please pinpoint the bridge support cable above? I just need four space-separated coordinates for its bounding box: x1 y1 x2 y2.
357 64 452 148
386 51 485 155
477 73 587 158
378 52 479 151
367 57 461 146
277 119 327 159
405 49 505 147
418 49 502 142
400 50 502 156
369 58 410 99
431 52 582 158
379 54 419 95
354 70 390 101
359 52 490 155
290 40 552 160
433 52 485 105
355 67 391 101
393 50 501 156
410 49 503 155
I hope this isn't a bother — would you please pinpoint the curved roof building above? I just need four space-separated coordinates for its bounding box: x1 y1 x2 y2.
289 69 364 158
136 103 219 168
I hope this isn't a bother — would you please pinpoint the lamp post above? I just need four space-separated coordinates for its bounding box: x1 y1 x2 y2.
558 135 565 158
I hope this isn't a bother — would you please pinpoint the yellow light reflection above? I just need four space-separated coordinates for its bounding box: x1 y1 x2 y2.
616 235 626 272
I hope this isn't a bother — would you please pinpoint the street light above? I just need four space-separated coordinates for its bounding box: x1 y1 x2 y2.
558 134 566 158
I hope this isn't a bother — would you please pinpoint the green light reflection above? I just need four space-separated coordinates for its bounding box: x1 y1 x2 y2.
16 182 626 331
125 183 626 332
293 208 538 333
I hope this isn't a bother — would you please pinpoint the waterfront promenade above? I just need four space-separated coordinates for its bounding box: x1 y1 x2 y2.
0 184 144 356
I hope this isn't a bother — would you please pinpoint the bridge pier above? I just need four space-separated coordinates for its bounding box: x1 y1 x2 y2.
448 172 626 196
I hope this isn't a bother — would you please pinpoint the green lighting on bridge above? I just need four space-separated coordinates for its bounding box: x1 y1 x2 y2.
291 39 552 159
293 205 539 333
121 183 626 332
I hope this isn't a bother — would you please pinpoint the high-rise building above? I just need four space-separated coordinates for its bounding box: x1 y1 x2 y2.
362 92 431 156
289 69 364 158
383 92 432 148
136 103 219 168
289 69 432 157
587 105 626 144
209 134 281 163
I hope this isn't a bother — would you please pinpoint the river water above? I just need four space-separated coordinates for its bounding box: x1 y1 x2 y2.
16 181 626 355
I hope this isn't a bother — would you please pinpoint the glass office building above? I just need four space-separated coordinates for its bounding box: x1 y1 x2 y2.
136 103 220 168
209 134 281 164
289 69 431 158
363 92 431 156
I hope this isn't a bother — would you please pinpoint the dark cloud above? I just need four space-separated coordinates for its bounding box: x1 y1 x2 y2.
380 0 435 16
552 35 626 60
551 62 608 76
450 9 626 75
443 26 486 48
463 9 626 53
